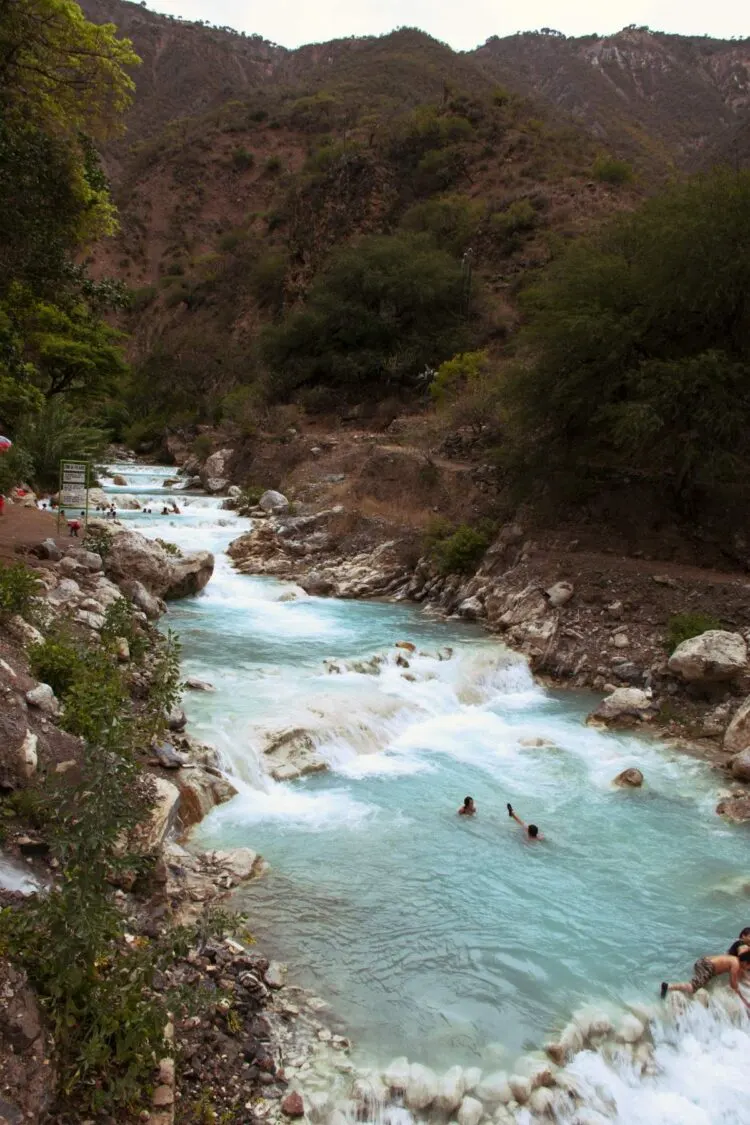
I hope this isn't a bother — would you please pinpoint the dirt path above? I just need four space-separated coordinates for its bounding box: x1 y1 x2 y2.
530 546 749 588
0 504 68 565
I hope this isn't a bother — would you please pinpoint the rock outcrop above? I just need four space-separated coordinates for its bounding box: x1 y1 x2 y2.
261 727 328 782
667 630 748 684
0 958 54 1124
613 767 644 787
201 448 234 493
589 688 655 724
724 697 750 754
730 749 750 782
102 525 214 600
716 794 750 822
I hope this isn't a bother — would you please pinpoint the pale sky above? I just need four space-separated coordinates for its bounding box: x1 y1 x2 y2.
147 0 749 51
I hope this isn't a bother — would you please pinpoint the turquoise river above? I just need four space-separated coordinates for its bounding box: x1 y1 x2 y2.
101 464 750 1125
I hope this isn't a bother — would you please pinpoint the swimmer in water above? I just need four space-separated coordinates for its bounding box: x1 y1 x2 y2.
458 796 476 816
507 803 543 840
661 949 750 1009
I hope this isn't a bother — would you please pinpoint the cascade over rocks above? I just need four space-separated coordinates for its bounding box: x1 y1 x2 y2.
667 630 748 684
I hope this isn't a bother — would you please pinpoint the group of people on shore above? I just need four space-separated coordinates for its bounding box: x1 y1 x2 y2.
457 796 543 840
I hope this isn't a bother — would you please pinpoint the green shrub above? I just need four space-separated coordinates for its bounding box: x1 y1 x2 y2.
217 229 242 252
128 285 157 312
29 630 127 742
100 597 149 662
230 146 254 171
666 612 722 653
429 522 493 575
83 525 111 558
192 433 213 461
265 155 282 174
489 199 537 251
155 537 182 557
592 155 634 185
165 261 185 276
29 632 80 696
0 563 40 621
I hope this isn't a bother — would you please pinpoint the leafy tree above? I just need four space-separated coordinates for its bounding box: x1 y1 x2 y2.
400 195 483 256
262 232 471 398
508 169 750 508
0 0 137 463
0 0 137 137
430 349 503 436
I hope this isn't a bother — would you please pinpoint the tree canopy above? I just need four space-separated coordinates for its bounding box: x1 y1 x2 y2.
262 231 471 399
508 169 750 506
0 0 136 465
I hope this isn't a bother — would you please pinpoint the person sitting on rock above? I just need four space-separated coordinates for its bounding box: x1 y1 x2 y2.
661 949 750 1008
458 796 476 816
507 802 543 840
728 927 750 956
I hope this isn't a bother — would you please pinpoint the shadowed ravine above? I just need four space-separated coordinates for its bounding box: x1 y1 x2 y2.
104 464 750 1125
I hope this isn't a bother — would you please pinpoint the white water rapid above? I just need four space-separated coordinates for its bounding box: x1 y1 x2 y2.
102 463 750 1125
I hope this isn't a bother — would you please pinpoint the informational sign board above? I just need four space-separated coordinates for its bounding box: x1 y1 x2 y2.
57 459 90 534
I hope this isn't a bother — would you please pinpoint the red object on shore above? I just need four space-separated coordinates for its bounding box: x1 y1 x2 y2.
0 495 4 516
0 435 11 453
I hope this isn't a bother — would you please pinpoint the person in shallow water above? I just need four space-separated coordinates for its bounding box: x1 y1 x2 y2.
458 796 476 816
507 803 543 839
728 927 750 956
661 948 750 1008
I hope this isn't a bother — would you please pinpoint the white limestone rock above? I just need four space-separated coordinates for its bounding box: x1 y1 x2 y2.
668 630 747 684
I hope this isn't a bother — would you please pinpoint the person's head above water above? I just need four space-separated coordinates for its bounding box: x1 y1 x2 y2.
463 796 473 808
740 927 750 940
458 796 476 815
528 824 539 838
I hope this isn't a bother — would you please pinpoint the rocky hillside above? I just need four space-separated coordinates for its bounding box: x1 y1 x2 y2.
475 28 750 169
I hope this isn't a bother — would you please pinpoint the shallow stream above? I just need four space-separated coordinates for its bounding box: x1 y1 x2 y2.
102 464 750 1124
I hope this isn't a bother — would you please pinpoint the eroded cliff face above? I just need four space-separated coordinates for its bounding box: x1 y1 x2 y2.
474 28 750 166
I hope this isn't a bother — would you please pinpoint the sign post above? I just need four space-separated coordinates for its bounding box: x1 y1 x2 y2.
57 460 90 536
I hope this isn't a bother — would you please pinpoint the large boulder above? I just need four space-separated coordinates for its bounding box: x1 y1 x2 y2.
166 551 215 599
724 697 750 754
716 794 750 822
589 688 655 724
177 770 238 829
259 489 289 515
613 767 644 788
104 527 213 600
730 750 750 782
261 727 327 781
130 777 180 853
119 579 164 620
668 631 748 684
200 449 233 494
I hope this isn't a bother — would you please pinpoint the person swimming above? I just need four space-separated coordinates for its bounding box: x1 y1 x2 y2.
507 803 543 840
458 796 476 816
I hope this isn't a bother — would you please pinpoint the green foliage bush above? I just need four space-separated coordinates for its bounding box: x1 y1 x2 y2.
428 521 493 575
0 562 40 621
489 199 537 251
262 231 470 399
230 146 254 171
192 433 214 461
507 169 750 509
666 612 722 653
155 536 182 557
401 195 482 255
592 154 634 185
265 155 282 174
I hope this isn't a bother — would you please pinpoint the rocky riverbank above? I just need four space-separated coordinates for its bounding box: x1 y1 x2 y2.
226 502 750 819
